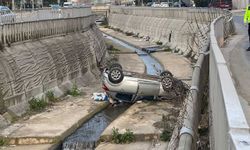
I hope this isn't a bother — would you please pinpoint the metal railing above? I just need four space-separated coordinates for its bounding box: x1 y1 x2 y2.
16 7 91 22
0 15 95 45
0 7 91 25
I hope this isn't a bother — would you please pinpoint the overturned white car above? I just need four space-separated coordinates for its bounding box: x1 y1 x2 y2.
102 63 188 103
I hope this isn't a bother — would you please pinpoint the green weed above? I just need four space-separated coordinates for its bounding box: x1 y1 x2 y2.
156 41 163 45
111 127 135 144
125 32 133 36
66 84 80 97
0 138 6 146
46 91 57 102
29 97 48 112
164 46 172 52
160 129 172 141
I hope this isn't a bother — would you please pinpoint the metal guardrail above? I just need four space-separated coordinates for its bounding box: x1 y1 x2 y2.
0 15 95 45
0 7 91 25
209 15 250 150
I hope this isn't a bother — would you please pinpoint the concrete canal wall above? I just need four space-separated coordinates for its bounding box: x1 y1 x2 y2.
108 7 227 59
0 25 106 116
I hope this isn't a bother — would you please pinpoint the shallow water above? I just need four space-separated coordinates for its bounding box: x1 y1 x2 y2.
104 34 163 75
62 104 129 150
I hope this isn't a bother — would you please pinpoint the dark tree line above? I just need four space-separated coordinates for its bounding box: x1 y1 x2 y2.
194 0 211 7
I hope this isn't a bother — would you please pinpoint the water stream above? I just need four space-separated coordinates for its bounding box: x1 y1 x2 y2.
104 34 163 75
61 33 163 150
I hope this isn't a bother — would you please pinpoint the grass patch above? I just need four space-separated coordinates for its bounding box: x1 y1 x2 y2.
114 28 122 32
29 97 48 112
111 127 135 144
107 45 120 52
0 138 7 146
125 32 133 36
66 84 80 97
160 129 172 141
102 25 109 28
156 41 163 45
164 46 172 52
46 91 57 102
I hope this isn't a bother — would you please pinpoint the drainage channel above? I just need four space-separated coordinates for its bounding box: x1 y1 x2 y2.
104 34 163 75
61 34 163 150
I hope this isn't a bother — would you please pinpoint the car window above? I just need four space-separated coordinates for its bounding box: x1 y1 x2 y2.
116 93 133 101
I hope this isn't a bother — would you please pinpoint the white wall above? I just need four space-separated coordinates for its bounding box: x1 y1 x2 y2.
232 0 248 9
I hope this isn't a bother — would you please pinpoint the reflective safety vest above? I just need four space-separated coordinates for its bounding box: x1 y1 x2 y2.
244 5 250 23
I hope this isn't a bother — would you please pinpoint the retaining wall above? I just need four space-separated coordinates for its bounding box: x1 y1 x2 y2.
0 25 106 116
108 7 226 59
209 16 250 150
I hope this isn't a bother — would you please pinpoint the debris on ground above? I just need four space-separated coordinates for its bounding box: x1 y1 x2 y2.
92 92 109 101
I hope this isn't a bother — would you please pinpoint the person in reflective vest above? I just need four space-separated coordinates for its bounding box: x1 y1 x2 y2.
244 4 250 50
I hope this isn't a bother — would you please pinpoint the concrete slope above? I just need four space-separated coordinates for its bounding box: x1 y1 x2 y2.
0 26 106 117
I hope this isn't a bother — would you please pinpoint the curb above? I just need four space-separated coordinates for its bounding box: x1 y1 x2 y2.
1 102 110 146
99 133 162 143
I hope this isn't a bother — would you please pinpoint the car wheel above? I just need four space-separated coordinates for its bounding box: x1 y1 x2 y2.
108 67 124 84
109 63 122 70
160 70 173 77
162 76 173 91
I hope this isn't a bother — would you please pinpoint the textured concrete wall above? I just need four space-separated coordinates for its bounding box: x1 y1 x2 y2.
108 13 208 58
108 7 231 59
0 25 106 116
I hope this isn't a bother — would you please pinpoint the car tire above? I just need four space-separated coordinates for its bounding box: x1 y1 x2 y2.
108 67 124 84
161 76 173 91
109 63 122 70
160 70 173 77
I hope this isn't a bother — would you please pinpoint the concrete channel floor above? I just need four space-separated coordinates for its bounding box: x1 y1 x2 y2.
220 11 250 125
97 28 192 149
0 83 109 149
0 27 192 150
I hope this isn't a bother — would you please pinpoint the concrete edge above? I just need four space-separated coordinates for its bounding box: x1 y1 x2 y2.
1 102 110 146
99 133 161 143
